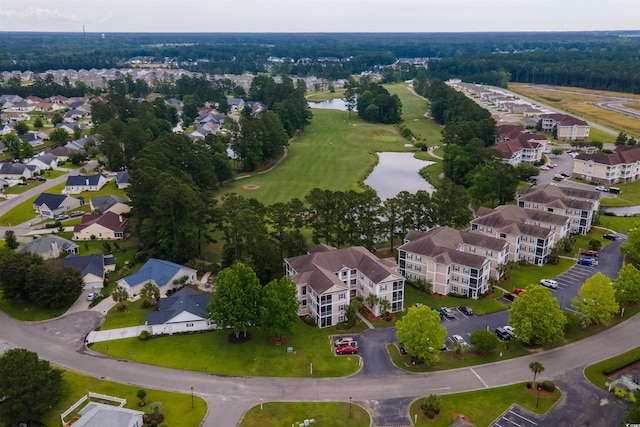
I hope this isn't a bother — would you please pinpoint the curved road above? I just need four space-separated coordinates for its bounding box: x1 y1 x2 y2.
0 303 638 426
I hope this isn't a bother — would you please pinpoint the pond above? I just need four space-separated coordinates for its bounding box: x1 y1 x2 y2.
308 98 351 111
364 152 435 200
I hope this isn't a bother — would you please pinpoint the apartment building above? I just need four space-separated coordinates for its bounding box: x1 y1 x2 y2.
573 146 640 185
397 227 501 299
470 204 571 266
539 113 590 141
494 125 549 166
285 244 404 328
517 184 600 235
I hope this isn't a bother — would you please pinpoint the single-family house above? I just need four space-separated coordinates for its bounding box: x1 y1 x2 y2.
64 173 107 194
146 286 215 336
16 235 79 260
27 153 58 170
539 113 590 141
0 162 33 179
62 253 110 290
517 184 600 235
48 146 80 161
117 258 198 297
73 211 127 240
90 194 130 214
116 170 130 189
228 98 245 111
0 124 12 136
285 245 404 327
33 193 83 218
18 133 44 147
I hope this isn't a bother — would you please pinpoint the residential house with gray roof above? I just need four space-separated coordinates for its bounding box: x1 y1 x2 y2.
285 245 404 327
33 192 83 218
90 194 130 214
16 235 79 260
64 173 107 194
62 253 111 290
147 286 214 336
0 162 33 179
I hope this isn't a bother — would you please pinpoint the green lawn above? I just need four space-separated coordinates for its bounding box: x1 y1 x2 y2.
403 285 508 316
100 299 152 330
218 109 413 205
599 214 640 233
584 346 640 390
385 83 444 146
2 180 46 195
409 383 561 427
306 89 346 102
505 258 574 291
91 320 361 377
600 180 640 207
41 369 206 427
0 289 73 321
240 401 369 427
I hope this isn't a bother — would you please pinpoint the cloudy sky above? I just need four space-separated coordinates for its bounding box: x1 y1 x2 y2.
1 0 638 33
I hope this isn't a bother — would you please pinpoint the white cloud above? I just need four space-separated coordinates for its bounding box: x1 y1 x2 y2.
0 7 87 22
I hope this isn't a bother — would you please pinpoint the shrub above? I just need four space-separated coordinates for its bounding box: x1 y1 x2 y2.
304 316 316 326
420 394 441 418
526 382 532 389
542 380 556 392
614 387 627 398
589 239 602 250
134 250 149 263
138 330 151 341
631 392 637 402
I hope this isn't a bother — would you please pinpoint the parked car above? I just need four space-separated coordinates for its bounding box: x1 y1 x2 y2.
560 173 570 178
540 165 549 170
335 344 358 355
546 164 554 169
54 214 69 221
603 234 617 241
540 279 558 289
503 325 516 337
36 177 46 182
577 258 598 266
495 327 512 341
458 306 474 316
554 174 565 180
334 336 355 347
398 343 407 355
451 335 470 348
514 287 526 295
27 176 38 181
580 249 598 257
504 292 518 301
595 186 608 192
441 307 455 318
70 211 83 217
86 292 100 301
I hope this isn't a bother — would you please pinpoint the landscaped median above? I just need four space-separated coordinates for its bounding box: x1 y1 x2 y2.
91 320 362 377
239 401 370 427
409 383 561 427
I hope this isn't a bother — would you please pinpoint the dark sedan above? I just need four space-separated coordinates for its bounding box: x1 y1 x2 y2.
458 306 474 316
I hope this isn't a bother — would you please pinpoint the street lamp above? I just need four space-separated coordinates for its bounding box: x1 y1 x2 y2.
536 384 542 408
349 396 352 419
191 387 194 409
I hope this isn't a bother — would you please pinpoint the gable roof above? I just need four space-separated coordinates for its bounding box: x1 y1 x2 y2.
147 286 211 325
33 193 69 210
74 402 143 427
471 205 564 238
0 162 28 175
576 145 640 166
116 170 129 185
16 234 78 256
90 195 129 213
120 258 195 288
65 173 106 187
541 113 588 127
286 245 400 295
518 184 600 209
62 254 105 279
74 211 127 233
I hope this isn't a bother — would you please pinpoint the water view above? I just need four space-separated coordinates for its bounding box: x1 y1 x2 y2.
364 152 435 200
308 98 350 111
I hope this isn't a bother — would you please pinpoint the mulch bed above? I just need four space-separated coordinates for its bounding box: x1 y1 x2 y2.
525 383 553 398
227 332 253 344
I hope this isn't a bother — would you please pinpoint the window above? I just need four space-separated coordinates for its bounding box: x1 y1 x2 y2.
416 255 422 261
301 286 306 295
415 266 421 272
339 304 345 311
301 300 307 307
380 284 387 291
186 323 194 327
339 292 346 300
470 246 476 253
486 250 493 257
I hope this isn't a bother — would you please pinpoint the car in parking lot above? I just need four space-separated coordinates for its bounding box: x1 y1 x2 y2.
70 211 83 217
431 307 444 320
603 234 617 241
554 173 565 180
540 165 549 170
441 307 455 318
503 325 515 338
451 335 470 347
577 258 598 266
334 336 355 347
579 249 598 257
595 186 607 192
503 292 518 301
495 327 512 340
457 306 474 316
540 279 558 289
335 344 358 355
86 292 100 301
560 173 570 178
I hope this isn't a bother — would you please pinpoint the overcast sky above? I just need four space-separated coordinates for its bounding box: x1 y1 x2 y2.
1 0 638 33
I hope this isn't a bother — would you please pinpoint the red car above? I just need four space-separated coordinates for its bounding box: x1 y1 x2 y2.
580 249 598 257
335 344 358 355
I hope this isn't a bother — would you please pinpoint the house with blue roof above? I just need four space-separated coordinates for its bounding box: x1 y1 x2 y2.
62 253 114 290
117 258 197 297
33 192 83 218
63 173 107 194
147 287 214 335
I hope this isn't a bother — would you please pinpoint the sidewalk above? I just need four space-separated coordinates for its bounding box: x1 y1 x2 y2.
86 325 148 344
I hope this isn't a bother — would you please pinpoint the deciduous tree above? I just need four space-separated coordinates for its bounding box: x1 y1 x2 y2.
260 276 299 340
396 305 447 365
4 230 18 250
572 272 619 325
509 285 565 345
613 263 640 304
469 329 499 354
0 349 63 425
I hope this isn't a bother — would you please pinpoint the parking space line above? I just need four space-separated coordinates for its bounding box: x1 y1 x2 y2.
470 367 489 388
511 410 538 425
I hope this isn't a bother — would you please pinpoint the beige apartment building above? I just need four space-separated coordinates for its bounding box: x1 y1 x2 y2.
573 146 640 185
285 244 404 328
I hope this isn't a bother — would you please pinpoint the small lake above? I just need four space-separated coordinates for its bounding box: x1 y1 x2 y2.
364 152 436 200
308 98 351 111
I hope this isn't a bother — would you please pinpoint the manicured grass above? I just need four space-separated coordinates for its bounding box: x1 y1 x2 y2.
402 285 508 316
100 299 152 330
218 109 413 205
600 180 640 207
409 383 561 427
91 319 361 377
505 258 574 291
598 214 640 233
385 83 444 146
0 289 73 321
41 369 206 427
306 88 346 102
2 180 46 195
585 346 640 390
240 401 370 427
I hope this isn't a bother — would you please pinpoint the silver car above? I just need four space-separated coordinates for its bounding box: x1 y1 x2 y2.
540 279 558 289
